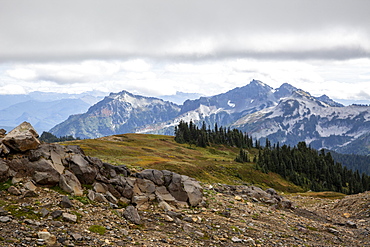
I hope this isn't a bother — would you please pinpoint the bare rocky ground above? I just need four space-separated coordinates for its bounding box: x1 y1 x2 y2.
0 122 369 246
1 183 369 247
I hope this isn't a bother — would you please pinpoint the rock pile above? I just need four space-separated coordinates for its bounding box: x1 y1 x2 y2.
0 122 204 214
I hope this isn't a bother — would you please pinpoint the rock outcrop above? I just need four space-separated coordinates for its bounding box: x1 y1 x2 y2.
0 122 204 210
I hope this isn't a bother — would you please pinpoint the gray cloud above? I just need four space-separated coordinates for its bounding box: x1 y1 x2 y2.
357 90 370 99
1 0 370 62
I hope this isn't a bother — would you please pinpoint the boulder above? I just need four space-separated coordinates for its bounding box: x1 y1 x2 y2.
59 170 83 196
7 158 35 178
51 210 63 219
123 205 141 225
0 129 6 137
106 183 122 199
93 182 108 193
105 191 118 204
0 143 10 156
22 190 38 197
2 122 40 152
99 162 130 178
87 190 108 203
167 173 188 203
60 196 73 208
0 160 9 182
132 195 150 210
135 178 156 195
24 181 37 191
182 175 203 206
30 159 61 186
69 154 97 184
109 176 135 199
137 169 164 186
50 147 65 174
155 186 177 203
33 171 58 185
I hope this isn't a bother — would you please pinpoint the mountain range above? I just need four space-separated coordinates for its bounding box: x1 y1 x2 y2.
48 80 370 155
0 91 105 133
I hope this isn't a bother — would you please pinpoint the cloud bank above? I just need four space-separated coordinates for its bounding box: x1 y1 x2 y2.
0 0 369 102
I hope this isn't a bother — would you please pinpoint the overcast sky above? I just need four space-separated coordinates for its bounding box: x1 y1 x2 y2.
1 0 370 103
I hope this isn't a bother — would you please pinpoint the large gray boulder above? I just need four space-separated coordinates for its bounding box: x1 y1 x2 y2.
167 172 189 203
30 158 61 185
2 122 40 152
59 170 83 196
182 175 203 207
69 154 97 184
137 169 164 186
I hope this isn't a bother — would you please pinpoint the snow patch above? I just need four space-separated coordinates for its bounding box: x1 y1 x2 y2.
227 100 236 108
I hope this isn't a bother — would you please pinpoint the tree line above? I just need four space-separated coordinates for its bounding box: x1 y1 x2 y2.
174 120 370 194
39 131 80 143
256 141 370 194
327 150 370 176
174 120 254 149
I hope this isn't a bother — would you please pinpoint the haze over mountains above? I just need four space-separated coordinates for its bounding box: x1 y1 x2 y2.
44 80 370 155
0 91 106 133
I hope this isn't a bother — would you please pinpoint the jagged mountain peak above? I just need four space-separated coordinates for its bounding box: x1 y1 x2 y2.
249 79 272 88
316 94 344 107
180 80 275 114
104 90 180 109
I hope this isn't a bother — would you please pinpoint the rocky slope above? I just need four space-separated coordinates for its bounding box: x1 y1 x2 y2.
0 122 369 246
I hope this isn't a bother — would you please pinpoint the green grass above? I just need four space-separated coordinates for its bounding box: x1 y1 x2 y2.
0 179 12 191
5 204 41 220
88 225 106 235
62 133 304 193
296 191 346 199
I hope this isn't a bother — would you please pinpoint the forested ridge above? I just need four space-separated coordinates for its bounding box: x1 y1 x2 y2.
174 120 370 194
327 150 370 176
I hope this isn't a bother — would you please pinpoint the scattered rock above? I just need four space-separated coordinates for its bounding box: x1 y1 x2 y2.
231 236 243 243
60 196 73 208
8 186 21 196
22 190 38 197
70 233 83 241
0 207 8 216
328 227 340 235
38 230 57 245
245 237 256 245
51 210 63 219
62 212 77 223
0 216 11 223
123 205 141 225
346 220 357 228
40 208 49 218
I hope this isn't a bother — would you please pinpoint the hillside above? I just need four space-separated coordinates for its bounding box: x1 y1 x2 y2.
63 133 303 193
1 126 370 246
